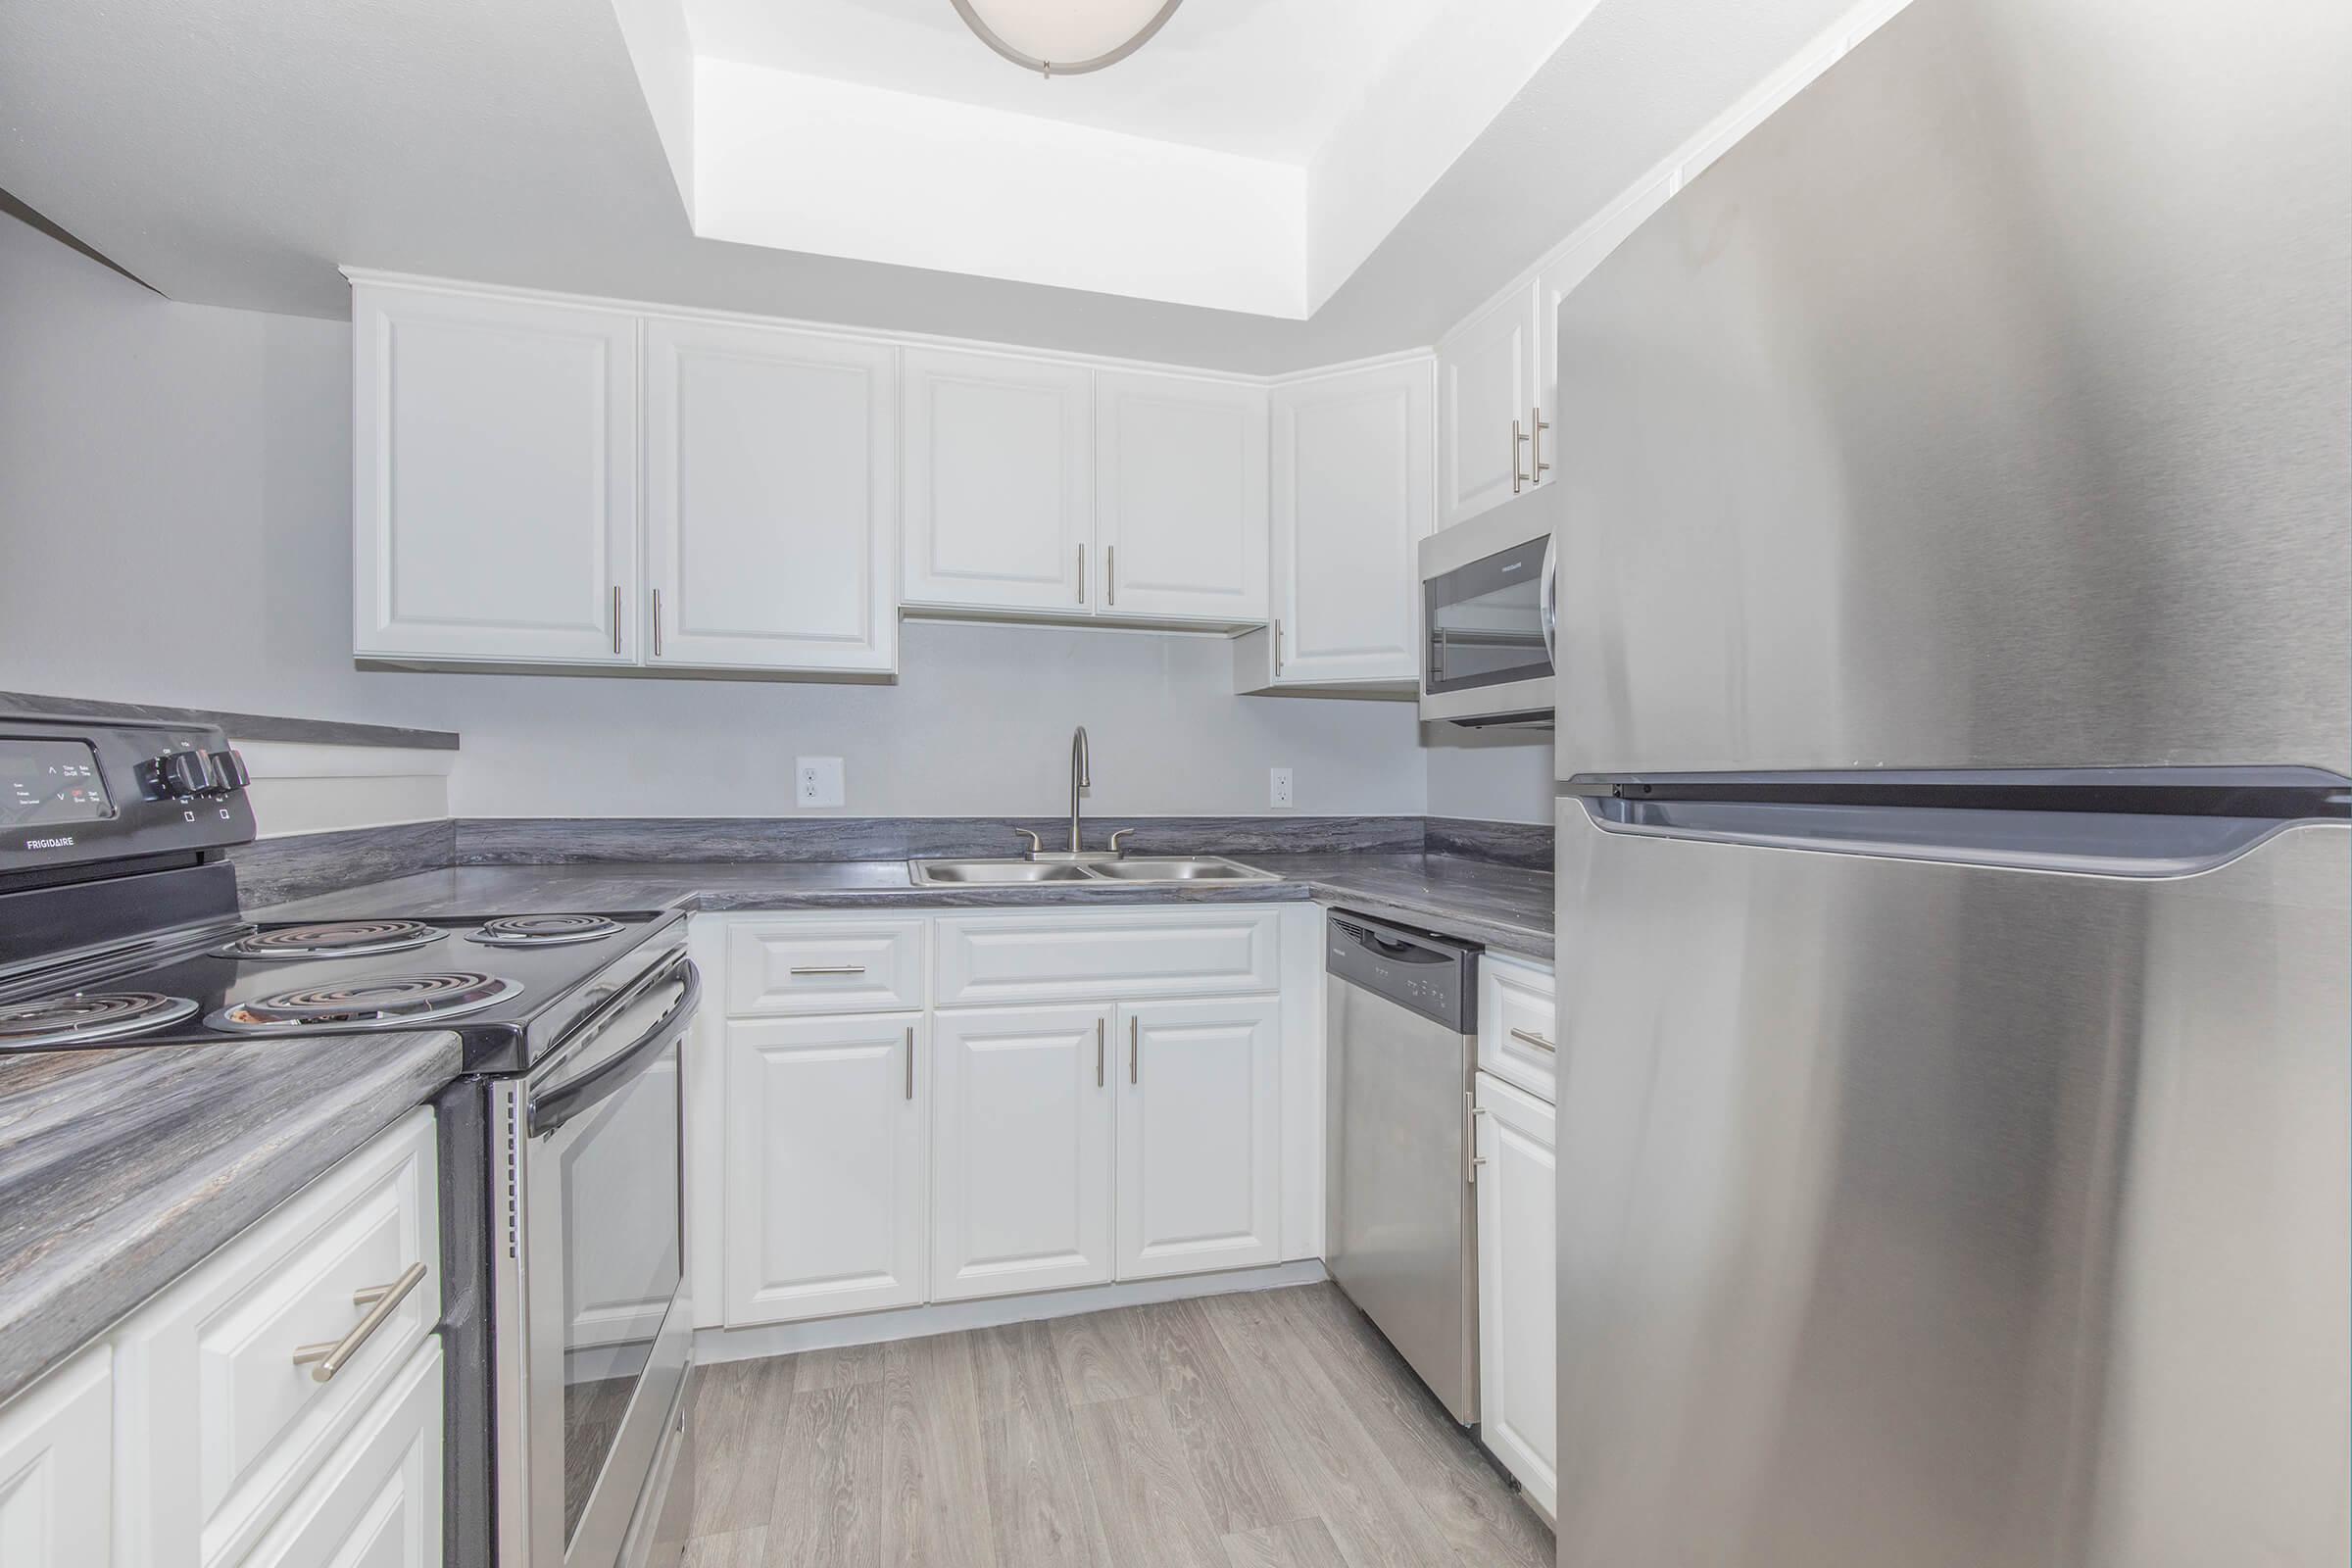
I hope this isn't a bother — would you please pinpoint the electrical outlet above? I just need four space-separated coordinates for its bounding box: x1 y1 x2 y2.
796 757 845 809
1269 766 1295 809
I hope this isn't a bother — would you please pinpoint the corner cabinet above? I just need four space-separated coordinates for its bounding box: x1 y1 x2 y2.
1237 357 1433 694
352 284 640 665
349 277 896 678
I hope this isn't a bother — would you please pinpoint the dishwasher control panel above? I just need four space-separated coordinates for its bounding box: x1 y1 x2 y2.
1327 910 1478 1032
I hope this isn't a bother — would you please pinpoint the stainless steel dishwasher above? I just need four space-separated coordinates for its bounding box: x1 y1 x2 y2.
1324 910 1481 1425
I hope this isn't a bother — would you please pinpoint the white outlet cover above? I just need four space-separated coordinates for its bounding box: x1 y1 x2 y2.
796 756 845 808
1270 766 1295 809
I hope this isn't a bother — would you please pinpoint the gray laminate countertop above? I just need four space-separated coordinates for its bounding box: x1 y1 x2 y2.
0 1031 462 1406
251 853 1554 961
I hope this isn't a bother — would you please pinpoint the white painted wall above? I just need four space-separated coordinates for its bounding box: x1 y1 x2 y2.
0 217 1427 826
1423 727 1553 825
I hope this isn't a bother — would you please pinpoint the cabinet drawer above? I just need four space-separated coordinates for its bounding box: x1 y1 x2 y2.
726 916 927 1015
1478 955 1556 1103
115 1108 440 1568
227 1339 443 1568
934 908 1281 1005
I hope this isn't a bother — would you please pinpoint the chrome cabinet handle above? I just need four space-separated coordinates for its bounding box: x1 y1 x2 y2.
1105 545 1116 607
1530 406 1551 480
292 1261 427 1384
1511 418 1530 493
1464 1094 1484 1182
1077 544 1087 605
905 1025 915 1100
1129 1015 1139 1084
1510 1026 1555 1054
612 585 622 655
790 964 866 977
651 589 663 657
1096 1017 1105 1088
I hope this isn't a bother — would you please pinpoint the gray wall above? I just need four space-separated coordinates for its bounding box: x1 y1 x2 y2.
0 217 1431 820
1423 727 1554 824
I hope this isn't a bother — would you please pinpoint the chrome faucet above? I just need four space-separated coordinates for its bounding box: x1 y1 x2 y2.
1068 725 1091 854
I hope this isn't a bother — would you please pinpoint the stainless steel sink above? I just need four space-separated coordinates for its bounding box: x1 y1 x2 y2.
1085 857 1274 881
906 855 1277 885
906 859 1096 884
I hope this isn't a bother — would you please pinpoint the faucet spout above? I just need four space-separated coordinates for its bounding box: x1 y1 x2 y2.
1068 726 1091 854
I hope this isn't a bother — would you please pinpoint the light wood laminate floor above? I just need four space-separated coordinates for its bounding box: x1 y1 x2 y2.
683 1282 1553 1568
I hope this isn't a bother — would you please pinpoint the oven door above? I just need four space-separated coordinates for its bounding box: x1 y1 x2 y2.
496 951 700 1568
1419 496 1557 725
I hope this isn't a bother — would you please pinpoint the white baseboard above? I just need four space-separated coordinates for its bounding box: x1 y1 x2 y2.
691 1259 1329 1366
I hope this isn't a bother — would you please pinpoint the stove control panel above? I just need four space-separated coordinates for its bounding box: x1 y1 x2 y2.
0 712 258 880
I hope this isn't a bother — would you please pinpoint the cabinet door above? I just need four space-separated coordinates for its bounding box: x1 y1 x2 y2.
644 318 897 672
1475 1070 1557 1518
0 1344 111 1568
929 1005 1115 1300
229 1341 443 1568
1269 359 1433 684
723 1014 927 1325
1115 997 1281 1280
1536 171 1676 479
1437 283 1539 529
1094 371 1269 622
903 349 1093 614
353 284 637 664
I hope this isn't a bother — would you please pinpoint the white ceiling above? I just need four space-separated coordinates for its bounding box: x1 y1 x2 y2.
685 0 1447 163
0 0 1870 372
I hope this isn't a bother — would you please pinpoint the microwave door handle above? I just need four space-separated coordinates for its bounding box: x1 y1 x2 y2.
527 957 701 1138
1539 530 1559 669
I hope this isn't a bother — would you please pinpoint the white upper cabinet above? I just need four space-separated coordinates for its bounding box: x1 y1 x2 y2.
1114 996 1282 1280
643 318 898 673
929 1004 1116 1301
1536 171 1676 449
902 348 1093 615
1260 358 1433 687
1094 371 1269 623
352 283 638 664
1437 284 1542 530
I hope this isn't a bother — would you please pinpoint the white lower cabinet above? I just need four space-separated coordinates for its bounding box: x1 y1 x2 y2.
0 1111 443 1568
929 1005 1116 1300
1475 1069 1558 1520
1117 996 1283 1280
705 908 1297 1323
226 1341 443 1568
0 1343 112 1568
723 1012 929 1326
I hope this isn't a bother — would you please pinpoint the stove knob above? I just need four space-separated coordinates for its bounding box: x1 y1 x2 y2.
207 749 250 791
158 750 218 797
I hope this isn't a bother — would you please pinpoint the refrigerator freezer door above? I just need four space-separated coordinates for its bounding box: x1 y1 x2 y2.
1551 0 2351 780
1551 802 2349 1567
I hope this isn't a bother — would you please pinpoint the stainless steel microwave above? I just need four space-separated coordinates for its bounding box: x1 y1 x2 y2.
1418 490 1556 726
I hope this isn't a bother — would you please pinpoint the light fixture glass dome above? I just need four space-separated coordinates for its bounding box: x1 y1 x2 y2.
950 0 1187 76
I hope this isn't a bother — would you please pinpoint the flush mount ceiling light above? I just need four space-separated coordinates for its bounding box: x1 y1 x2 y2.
949 0 1187 77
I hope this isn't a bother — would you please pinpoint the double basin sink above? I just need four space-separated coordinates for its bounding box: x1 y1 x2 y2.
907 856 1278 887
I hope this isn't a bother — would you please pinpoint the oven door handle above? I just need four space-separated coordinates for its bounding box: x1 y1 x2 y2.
527 957 701 1139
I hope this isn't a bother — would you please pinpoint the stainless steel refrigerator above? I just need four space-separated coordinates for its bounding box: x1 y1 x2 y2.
1546 0 2350 1563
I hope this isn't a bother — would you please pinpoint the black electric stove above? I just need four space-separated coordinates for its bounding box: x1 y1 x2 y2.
0 708 681 1073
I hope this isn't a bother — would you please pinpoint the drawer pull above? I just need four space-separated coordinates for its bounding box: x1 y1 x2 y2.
292 1261 427 1384
790 964 867 977
1508 1027 1555 1054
